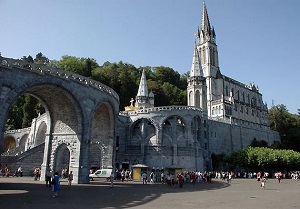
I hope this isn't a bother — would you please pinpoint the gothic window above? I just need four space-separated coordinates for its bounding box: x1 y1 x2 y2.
225 86 229 96
202 48 206 64
189 91 193 106
195 90 200 108
210 49 214 66
231 88 234 97
242 92 245 102
247 94 250 104
204 120 207 127
237 90 240 100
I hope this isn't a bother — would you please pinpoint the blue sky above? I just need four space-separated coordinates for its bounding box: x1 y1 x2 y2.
1 0 300 114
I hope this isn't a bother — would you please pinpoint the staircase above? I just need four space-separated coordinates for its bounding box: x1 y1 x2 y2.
1 143 45 176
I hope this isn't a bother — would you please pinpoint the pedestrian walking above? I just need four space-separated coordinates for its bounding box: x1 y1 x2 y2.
150 172 154 184
260 177 266 189
178 173 184 188
52 172 60 197
68 171 73 186
45 169 53 187
110 171 114 188
142 172 147 184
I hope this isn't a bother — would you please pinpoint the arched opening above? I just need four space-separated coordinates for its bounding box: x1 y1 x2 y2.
90 145 102 170
195 90 200 108
191 116 201 142
19 134 28 153
2 136 16 153
91 102 115 170
53 144 70 175
35 121 47 146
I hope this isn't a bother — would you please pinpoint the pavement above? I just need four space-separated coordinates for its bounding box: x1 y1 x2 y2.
0 176 300 209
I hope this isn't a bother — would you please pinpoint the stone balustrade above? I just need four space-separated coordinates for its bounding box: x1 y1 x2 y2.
120 105 202 116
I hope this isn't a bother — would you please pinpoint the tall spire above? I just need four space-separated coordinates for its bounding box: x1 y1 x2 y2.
137 68 148 97
200 1 215 44
201 1 211 33
190 41 203 77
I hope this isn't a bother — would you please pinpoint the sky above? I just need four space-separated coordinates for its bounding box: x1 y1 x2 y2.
1 0 300 114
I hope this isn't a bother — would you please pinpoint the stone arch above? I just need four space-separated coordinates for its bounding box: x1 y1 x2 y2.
19 134 28 153
53 143 70 174
130 118 156 145
191 115 201 142
2 136 16 153
1 60 119 183
91 102 115 169
161 115 186 143
35 121 47 146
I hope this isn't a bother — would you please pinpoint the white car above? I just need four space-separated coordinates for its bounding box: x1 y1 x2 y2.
89 169 112 181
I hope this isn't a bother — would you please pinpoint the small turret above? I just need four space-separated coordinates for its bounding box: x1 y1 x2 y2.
135 68 155 109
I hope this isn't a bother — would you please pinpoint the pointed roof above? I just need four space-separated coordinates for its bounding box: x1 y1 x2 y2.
201 1 211 33
190 42 203 77
137 68 149 97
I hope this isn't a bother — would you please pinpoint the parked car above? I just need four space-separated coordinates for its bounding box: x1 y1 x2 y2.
89 168 112 181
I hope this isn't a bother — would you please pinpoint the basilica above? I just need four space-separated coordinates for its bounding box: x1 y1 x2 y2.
114 3 279 172
1 3 279 180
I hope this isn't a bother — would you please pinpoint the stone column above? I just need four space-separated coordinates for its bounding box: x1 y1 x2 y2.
40 133 52 181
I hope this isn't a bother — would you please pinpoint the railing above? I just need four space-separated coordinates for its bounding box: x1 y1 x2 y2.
4 127 31 134
0 56 119 101
120 106 202 116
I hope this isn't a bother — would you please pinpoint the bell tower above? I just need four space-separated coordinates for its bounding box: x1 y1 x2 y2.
187 42 207 111
196 2 221 115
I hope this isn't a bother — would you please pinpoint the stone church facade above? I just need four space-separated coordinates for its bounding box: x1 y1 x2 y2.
114 3 279 172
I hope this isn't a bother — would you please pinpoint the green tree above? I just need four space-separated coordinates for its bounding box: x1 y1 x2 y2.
34 52 49 65
269 104 300 151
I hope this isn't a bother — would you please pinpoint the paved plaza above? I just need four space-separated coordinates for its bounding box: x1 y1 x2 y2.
0 176 299 209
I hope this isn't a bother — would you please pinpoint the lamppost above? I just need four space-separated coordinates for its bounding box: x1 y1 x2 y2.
101 145 106 169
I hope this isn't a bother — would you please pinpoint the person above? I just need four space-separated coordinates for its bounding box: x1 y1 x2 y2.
4 165 9 177
150 172 154 184
142 172 147 184
277 172 282 183
110 171 114 188
260 177 266 189
178 173 184 188
45 169 53 187
13 166 23 177
68 171 73 186
52 172 60 197
161 172 164 184
121 170 125 182
227 172 232 184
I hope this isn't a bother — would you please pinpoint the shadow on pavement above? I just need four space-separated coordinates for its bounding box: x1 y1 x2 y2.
0 178 229 209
